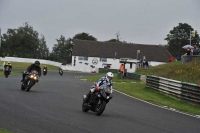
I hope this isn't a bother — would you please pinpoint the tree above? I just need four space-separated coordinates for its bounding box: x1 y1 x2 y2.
73 32 97 41
51 35 73 63
165 23 200 57
0 22 50 58
106 39 119 42
37 35 49 59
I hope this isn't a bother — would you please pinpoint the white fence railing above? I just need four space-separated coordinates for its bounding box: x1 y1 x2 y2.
0 57 98 73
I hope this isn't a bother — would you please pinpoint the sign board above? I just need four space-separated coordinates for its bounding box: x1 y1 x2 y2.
92 58 98 65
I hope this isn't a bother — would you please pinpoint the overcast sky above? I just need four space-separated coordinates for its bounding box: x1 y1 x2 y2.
0 0 200 51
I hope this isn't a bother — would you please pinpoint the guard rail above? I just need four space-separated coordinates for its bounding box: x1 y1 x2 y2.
146 75 200 104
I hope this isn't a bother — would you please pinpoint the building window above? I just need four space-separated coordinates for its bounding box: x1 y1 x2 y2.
100 58 107 62
78 56 88 61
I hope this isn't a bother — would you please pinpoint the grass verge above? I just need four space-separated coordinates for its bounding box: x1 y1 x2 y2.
0 70 23 77
80 73 200 115
1 62 59 71
0 128 11 133
0 62 60 77
136 61 200 84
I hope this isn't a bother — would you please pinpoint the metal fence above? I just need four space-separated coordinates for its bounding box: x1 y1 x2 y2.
146 75 200 105
182 55 200 64
117 72 146 81
99 68 119 73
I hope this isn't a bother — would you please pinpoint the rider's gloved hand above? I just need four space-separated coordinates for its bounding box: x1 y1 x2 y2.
95 86 99 91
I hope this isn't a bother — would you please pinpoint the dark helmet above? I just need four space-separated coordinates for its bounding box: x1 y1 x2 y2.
35 61 40 66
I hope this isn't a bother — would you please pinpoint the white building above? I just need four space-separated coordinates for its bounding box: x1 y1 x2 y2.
71 40 172 73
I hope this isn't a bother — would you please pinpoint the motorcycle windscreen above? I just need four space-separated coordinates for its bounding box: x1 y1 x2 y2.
100 89 107 99
100 85 111 94
5 66 10 71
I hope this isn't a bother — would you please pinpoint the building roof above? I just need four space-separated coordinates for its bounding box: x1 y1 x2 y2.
72 40 172 62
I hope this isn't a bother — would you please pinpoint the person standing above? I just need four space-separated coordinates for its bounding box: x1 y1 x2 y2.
183 47 192 63
119 64 124 79
193 45 199 55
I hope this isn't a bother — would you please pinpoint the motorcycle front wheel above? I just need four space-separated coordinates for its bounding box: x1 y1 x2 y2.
26 80 34 92
95 100 106 116
21 83 26 90
82 101 89 112
4 71 8 78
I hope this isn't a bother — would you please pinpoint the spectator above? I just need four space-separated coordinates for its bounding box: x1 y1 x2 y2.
183 47 192 56
183 47 192 63
193 45 199 55
119 64 124 73
119 64 124 79
143 59 149 68
143 59 146 68
169 57 175 62
145 60 149 68
139 59 143 68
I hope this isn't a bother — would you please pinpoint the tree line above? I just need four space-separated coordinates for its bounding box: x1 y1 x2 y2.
165 23 199 57
0 22 199 64
0 23 98 64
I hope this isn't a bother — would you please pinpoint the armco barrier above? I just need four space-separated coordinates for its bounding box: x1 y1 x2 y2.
117 72 145 81
146 75 200 104
99 68 119 73
127 73 141 80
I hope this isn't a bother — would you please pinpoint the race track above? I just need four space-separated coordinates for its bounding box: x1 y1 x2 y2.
0 71 199 133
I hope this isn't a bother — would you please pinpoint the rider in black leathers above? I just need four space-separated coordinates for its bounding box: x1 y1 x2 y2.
59 67 63 76
4 61 12 76
21 61 41 82
43 65 48 74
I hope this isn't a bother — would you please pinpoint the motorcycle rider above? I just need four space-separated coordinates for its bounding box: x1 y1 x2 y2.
85 72 114 102
59 67 63 76
4 61 12 75
21 61 41 82
43 65 48 74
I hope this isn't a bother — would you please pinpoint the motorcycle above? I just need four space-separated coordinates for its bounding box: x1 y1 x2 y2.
59 68 63 76
82 84 113 116
4 66 11 78
21 70 39 92
43 69 47 76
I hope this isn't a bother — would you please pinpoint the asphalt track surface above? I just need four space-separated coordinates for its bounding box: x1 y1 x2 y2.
0 71 200 133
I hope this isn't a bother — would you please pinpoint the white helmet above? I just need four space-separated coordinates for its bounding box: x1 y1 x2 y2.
106 72 114 81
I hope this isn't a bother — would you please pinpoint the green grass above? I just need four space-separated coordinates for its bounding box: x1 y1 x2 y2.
136 61 200 84
0 70 23 77
9 62 59 70
0 128 12 133
80 71 200 115
0 62 59 71
0 62 60 77
115 82 200 115
83 73 133 83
